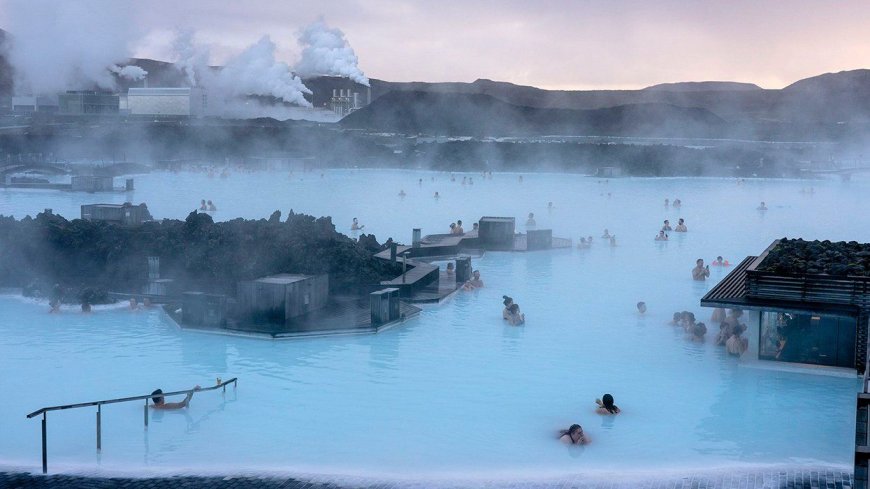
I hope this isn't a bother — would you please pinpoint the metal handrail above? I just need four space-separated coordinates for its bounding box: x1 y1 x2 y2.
27 377 237 418
26 377 237 474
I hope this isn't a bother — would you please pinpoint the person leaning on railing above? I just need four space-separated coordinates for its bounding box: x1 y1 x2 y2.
150 385 202 410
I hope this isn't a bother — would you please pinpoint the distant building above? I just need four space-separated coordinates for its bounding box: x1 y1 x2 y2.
80 202 153 226
127 87 206 117
237 274 329 325
329 88 366 118
11 95 59 114
58 91 120 115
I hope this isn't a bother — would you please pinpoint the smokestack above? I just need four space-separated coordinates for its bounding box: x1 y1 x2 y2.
333 89 337 98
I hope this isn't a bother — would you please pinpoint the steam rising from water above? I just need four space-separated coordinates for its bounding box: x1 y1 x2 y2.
294 19 370 86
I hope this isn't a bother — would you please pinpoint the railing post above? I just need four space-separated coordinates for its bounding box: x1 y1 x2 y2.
96 405 101 452
41 413 47 474
144 400 148 428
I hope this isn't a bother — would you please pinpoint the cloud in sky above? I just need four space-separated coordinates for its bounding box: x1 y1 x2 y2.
1 0 869 90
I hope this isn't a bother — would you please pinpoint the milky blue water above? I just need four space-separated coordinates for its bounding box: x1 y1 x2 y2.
1 169 867 479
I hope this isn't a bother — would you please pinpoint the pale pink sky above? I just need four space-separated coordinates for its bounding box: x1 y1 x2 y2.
3 0 869 89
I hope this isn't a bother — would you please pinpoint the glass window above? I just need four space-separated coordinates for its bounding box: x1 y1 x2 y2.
759 311 856 368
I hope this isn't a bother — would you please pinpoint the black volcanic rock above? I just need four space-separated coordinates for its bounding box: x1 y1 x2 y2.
771 69 870 122
340 90 725 137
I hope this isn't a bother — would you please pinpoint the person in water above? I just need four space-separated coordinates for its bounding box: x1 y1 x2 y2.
662 219 672 232
507 303 525 325
526 212 536 226
609 235 617 247
674 218 687 232
207 200 217 211
434 191 440 199
351 218 364 230
464 270 484 290
199 199 207 211
669 312 682 326
757 201 768 211
449 222 457 234
150 385 202 410
129 297 139 310
602 228 611 239
712 256 729 266
655 231 668 241
726 325 749 356
664 198 670 207
636 301 647 314
710 307 727 324
692 259 710 281
690 322 707 342
81 302 91 313
455 220 465 234
548 202 554 211
502 296 514 320
559 424 587 445
577 237 590 249
398 190 406 197
446 262 455 277
595 394 620 414
472 222 479 232
673 198 682 208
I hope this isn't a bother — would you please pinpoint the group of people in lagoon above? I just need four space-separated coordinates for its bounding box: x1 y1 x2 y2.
668 307 748 355
198 199 218 212
559 394 621 445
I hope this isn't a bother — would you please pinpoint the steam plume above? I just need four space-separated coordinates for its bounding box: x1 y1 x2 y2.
294 19 369 86
3 0 139 94
110 64 148 81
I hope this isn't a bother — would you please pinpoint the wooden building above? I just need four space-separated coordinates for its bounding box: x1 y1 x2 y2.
236 274 329 325
702 239 869 372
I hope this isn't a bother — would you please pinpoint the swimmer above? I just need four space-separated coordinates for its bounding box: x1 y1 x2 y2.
418 178 423 185
637 301 647 314
711 256 728 266
446 262 455 277
468 177 473 185
449 222 457 234
398 190 406 197
692 259 710 281
587 235 593 244
664 198 669 207
199 199 207 211
595 394 620 415
673 198 682 208
207 200 217 212
674 218 687 232
601 228 611 239
129 297 139 310
150 385 202 410
456 220 464 234
661 219 672 232
518 175 523 183
464 270 484 290
559 424 587 445
351 218 364 231
757 201 768 211
507 303 525 325
577 237 590 249
472 222 479 232
526 213 536 227
462 176 467 185
81 302 91 313
669 312 682 326
502 295 514 320
434 191 440 199
711 307 726 324
726 325 749 356
690 322 707 342
548 201 554 211
655 230 668 241
143 297 152 308
450 174 456 182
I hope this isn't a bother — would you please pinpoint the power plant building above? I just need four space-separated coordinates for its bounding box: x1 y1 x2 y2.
58 91 120 115
127 88 206 117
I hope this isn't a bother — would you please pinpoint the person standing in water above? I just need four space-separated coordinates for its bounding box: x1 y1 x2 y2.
692 259 710 280
526 213 536 227
674 218 687 232
150 385 202 410
351 218 364 230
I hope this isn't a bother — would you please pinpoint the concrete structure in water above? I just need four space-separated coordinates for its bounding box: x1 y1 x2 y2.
71 175 114 192
80 202 153 226
236 274 330 325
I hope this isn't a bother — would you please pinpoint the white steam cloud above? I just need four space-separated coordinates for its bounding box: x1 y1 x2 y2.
294 19 369 86
110 64 148 81
3 0 139 94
